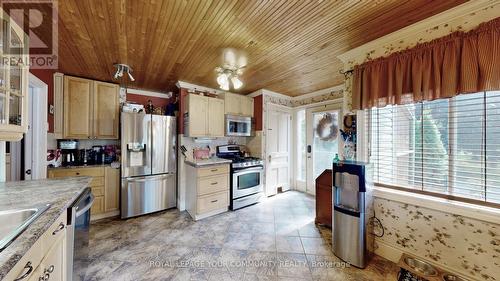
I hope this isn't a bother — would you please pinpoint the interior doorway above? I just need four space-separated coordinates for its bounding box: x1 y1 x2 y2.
8 73 48 181
305 104 342 194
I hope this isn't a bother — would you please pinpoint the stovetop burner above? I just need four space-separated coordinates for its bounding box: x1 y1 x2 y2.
216 145 263 168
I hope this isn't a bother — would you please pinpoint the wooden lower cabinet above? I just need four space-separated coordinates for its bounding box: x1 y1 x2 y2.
39 234 65 281
5 212 67 281
91 195 105 215
104 167 120 212
48 166 120 218
186 164 230 220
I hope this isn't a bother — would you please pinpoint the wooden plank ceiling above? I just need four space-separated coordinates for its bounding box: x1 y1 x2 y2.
53 0 466 96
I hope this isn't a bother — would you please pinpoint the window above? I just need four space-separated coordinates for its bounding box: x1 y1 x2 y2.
370 91 500 205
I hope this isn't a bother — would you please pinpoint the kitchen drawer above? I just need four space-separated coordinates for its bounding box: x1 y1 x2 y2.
197 165 229 177
197 174 228 196
49 167 104 178
4 240 43 281
91 185 104 196
42 211 67 253
89 176 104 187
91 195 105 215
197 191 228 214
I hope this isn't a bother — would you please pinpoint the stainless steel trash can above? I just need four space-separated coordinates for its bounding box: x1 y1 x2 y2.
332 161 372 268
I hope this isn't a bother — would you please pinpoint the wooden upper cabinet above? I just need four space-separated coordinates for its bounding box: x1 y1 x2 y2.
0 13 29 141
63 76 93 139
93 81 119 139
222 93 253 117
185 94 226 138
241 96 254 117
208 98 225 137
224 93 241 116
63 76 119 139
186 94 208 137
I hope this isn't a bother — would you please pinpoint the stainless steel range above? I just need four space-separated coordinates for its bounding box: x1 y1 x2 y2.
217 145 264 210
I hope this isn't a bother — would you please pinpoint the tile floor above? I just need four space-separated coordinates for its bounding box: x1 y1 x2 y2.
80 191 399 281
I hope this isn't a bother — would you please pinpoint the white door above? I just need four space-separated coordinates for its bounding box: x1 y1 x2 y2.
24 75 48 180
24 86 34 180
306 105 342 194
265 104 291 196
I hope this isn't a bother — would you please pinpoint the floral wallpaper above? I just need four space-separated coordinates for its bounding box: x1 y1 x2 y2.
264 89 344 108
373 198 500 281
291 90 343 107
264 94 293 107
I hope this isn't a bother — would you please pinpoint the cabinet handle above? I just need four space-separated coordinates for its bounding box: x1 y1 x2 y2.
52 222 65 235
46 265 55 273
210 182 218 185
210 169 218 172
210 200 218 203
14 262 33 281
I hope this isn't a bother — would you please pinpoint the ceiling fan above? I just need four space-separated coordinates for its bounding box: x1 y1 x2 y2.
215 48 247 91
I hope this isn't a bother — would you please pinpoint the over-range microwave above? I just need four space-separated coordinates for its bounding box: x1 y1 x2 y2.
226 115 252 136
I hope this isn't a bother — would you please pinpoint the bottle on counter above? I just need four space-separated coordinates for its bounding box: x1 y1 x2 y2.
333 153 340 163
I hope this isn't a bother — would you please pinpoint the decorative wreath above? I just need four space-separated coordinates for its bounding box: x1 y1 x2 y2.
315 113 338 141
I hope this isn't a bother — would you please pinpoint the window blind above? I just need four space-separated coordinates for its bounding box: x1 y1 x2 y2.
369 91 500 205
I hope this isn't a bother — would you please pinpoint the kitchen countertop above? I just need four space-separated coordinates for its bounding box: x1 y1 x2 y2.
0 177 92 279
185 157 232 167
47 163 116 170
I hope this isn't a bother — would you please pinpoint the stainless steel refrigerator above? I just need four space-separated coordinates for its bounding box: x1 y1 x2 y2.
121 112 177 219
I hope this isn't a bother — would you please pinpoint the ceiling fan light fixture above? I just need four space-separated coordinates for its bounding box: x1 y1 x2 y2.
217 72 229 86
220 80 230 91
215 65 244 91
231 76 243 89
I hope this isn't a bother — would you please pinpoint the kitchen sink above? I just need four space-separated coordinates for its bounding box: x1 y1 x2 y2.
0 204 50 252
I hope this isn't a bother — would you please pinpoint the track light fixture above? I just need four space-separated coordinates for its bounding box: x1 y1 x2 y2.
113 64 135 82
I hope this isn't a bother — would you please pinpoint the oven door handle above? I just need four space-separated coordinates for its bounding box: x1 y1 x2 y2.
234 167 263 173
76 193 95 218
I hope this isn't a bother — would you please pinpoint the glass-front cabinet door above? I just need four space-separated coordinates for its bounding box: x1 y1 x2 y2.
0 8 29 141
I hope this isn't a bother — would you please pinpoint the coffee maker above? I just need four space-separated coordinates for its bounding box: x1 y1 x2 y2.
58 140 79 166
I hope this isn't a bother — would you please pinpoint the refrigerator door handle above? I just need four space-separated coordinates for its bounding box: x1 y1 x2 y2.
125 174 173 182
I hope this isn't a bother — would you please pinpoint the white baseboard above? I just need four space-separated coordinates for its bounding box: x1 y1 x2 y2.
374 239 479 281
373 239 403 263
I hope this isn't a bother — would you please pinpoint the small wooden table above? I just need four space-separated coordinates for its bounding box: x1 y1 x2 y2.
315 169 332 228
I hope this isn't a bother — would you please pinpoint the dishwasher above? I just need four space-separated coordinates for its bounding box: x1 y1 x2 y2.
66 188 94 281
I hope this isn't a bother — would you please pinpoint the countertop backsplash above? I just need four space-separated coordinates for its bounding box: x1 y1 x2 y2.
47 133 119 150
179 136 247 160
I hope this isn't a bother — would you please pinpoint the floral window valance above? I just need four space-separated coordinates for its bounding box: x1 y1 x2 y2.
352 17 500 110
